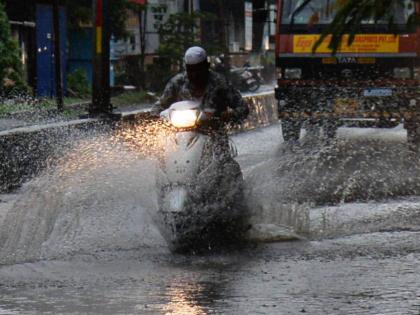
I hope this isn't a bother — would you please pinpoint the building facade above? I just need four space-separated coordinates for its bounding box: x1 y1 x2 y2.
113 0 276 60
5 0 67 97
5 0 37 91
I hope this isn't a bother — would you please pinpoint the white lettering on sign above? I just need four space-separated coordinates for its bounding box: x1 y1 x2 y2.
338 57 357 64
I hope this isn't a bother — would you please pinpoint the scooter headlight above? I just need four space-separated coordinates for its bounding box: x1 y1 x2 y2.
169 109 199 128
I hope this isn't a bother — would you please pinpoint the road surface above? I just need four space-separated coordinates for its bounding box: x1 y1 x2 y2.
0 123 420 314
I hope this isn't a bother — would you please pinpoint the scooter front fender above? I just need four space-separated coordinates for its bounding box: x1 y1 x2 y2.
163 131 209 185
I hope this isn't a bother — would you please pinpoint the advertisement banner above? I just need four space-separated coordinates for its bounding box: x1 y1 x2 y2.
293 34 400 54
245 1 253 51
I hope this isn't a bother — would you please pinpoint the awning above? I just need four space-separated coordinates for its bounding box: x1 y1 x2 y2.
9 21 36 28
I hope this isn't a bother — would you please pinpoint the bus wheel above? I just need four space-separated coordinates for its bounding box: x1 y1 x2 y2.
376 118 399 128
305 119 337 140
323 119 338 139
281 118 301 142
406 121 420 154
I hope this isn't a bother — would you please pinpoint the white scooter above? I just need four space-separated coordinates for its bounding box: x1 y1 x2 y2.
155 100 248 253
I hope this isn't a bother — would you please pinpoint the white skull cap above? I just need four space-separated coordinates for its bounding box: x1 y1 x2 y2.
184 46 207 65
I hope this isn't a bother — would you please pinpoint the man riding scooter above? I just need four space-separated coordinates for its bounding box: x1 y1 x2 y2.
151 46 249 159
151 46 250 251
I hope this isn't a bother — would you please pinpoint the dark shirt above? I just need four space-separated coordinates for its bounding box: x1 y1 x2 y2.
152 70 249 126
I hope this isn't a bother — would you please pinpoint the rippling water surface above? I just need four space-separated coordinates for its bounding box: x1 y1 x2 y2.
1 123 420 314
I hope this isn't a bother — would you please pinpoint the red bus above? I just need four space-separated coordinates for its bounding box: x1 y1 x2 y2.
275 0 420 149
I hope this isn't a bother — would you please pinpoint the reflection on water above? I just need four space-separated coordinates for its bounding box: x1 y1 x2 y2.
161 262 232 315
163 284 207 315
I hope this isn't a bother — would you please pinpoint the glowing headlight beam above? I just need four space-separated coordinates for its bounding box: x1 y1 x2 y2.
170 110 198 128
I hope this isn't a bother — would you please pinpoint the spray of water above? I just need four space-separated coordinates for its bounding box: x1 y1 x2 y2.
0 95 87 127
0 119 173 265
243 126 420 238
1 115 420 264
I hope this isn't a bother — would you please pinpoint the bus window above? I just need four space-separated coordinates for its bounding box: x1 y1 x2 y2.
281 0 414 25
282 0 336 24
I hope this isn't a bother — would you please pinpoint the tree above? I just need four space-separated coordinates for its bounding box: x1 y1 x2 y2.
6 0 131 40
127 1 147 88
0 0 27 96
157 11 222 68
293 0 420 52
141 11 224 91
66 0 131 39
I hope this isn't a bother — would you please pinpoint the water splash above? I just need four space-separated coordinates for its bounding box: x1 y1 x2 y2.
2 121 420 264
0 125 169 265
242 126 420 238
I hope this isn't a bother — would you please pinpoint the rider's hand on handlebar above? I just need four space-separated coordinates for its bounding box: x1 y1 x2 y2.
159 109 170 121
197 110 216 126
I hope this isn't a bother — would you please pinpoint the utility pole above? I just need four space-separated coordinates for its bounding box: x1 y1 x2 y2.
91 0 112 116
52 0 63 111
138 4 147 89
217 0 228 52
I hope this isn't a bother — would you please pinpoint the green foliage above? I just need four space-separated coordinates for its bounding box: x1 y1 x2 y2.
153 11 225 90
66 0 91 28
145 58 174 92
0 97 86 116
0 0 28 96
67 68 91 97
111 90 150 107
307 0 420 53
157 11 224 68
66 0 131 39
126 1 146 14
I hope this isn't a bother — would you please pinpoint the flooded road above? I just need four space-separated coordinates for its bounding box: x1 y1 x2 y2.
0 232 420 314
1 123 420 314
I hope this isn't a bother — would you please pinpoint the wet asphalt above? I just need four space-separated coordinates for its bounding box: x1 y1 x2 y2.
0 123 419 314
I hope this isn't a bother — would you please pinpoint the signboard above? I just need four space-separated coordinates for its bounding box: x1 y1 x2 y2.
245 1 253 51
293 34 400 54
151 4 167 30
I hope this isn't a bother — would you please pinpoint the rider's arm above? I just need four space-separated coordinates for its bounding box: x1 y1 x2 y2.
150 74 181 116
224 84 249 123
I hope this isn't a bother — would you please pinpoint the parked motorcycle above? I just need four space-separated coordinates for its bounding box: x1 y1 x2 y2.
214 56 261 92
244 65 264 89
155 100 248 253
230 67 261 93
